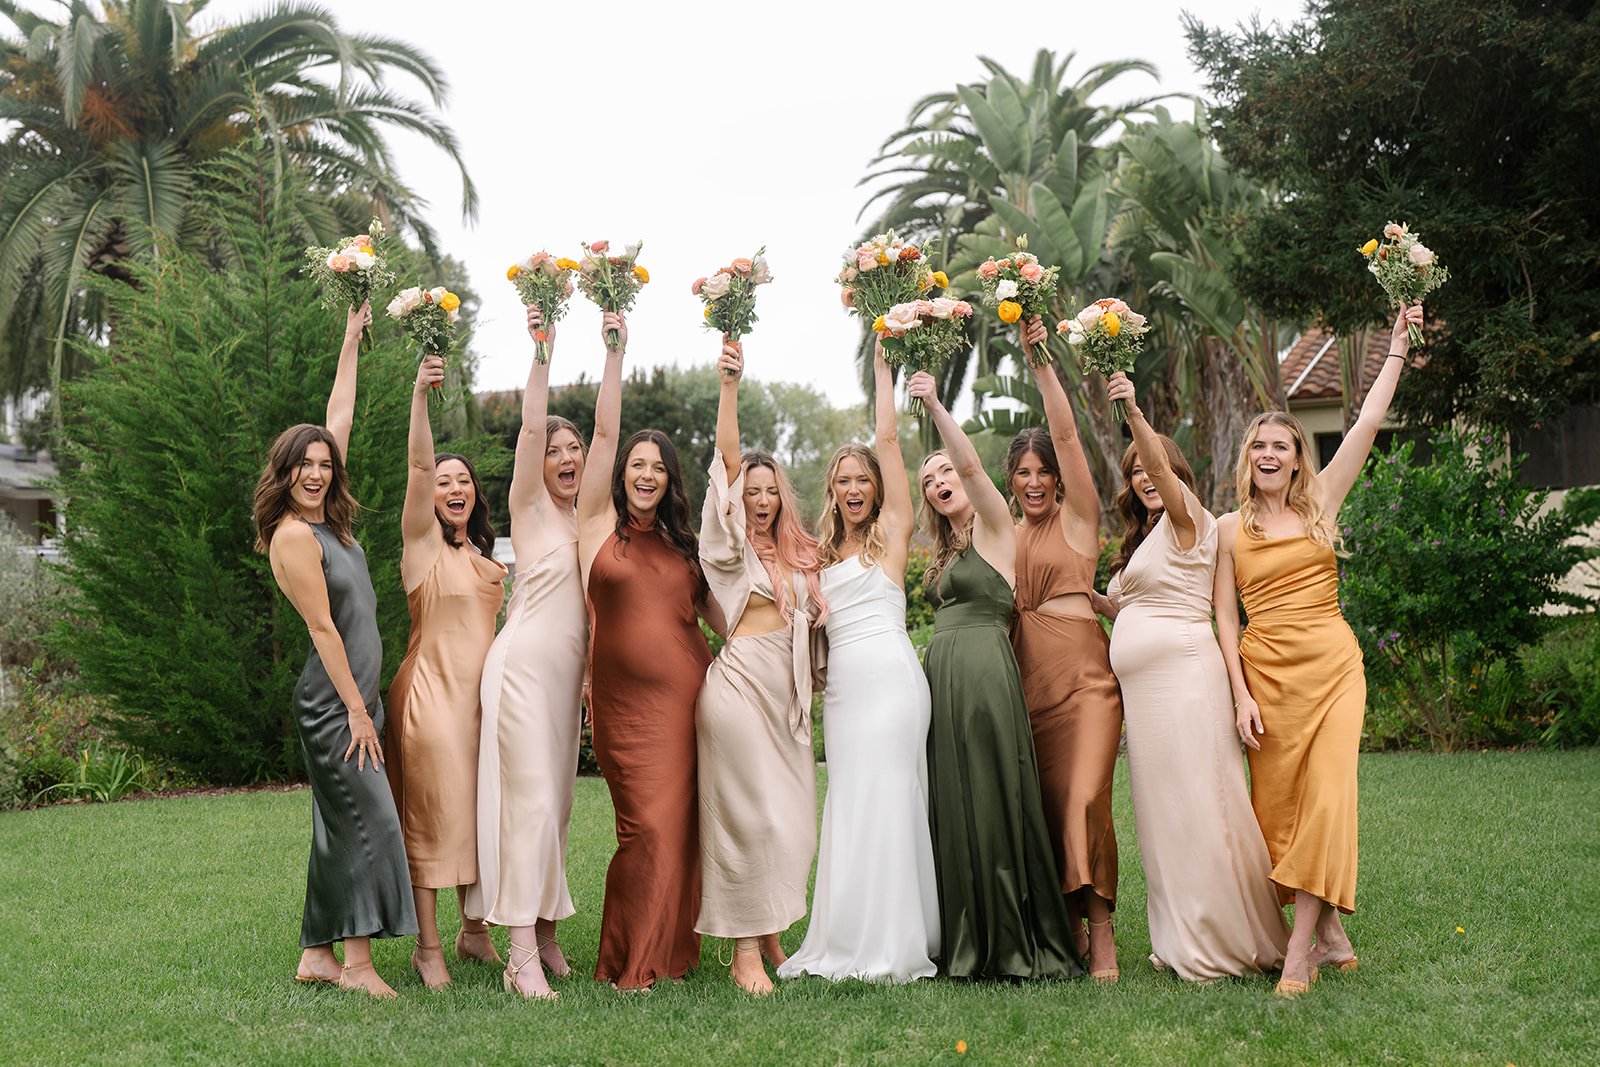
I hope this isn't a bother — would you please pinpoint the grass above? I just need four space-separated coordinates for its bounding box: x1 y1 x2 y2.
2 749 1597 1066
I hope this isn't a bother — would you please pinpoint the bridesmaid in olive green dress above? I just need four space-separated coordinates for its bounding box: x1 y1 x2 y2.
252 303 417 999
906 371 1079 980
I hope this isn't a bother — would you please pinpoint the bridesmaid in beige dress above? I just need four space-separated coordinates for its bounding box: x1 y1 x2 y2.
385 353 508 989
463 309 588 1001
695 339 825 996
1099 372 1287 982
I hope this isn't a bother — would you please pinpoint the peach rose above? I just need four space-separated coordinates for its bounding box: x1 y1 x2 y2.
589 240 609 253
951 301 974 318
841 287 856 309
977 259 1000 280
691 277 707 295
1019 261 1043 283
327 253 353 272
730 257 754 275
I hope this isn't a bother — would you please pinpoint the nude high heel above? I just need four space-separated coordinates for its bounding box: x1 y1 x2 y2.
1088 918 1119 983
503 941 557 1002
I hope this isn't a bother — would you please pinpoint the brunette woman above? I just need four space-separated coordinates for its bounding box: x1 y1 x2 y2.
252 303 416 998
578 312 718 991
1215 304 1424 997
695 339 827 995
385 353 509 989
462 308 588 1001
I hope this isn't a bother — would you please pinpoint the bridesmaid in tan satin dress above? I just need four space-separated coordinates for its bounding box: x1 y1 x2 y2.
462 309 587 1001
694 339 824 995
578 312 719 991
1216 304 1424 998
1008 318 1123 980
386 354 508 989
1099 372 1287 982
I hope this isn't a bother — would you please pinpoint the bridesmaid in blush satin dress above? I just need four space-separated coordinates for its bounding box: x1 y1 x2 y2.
577 312 717 991
1099 372 1286 982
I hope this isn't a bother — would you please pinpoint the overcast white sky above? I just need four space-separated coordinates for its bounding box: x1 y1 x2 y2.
207 0 1305 406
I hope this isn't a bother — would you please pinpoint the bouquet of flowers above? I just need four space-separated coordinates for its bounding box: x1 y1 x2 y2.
304 218 396 342
875 293 975 418
835 231 941 326
694 249 773 375
386 285 462 389
1057 298 1150 421
977 236 1061 366
1360 222 1446 347
508 251 580 364
574 239 648 349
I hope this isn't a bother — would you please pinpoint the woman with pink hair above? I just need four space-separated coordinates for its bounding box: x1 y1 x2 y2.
695 338 828 995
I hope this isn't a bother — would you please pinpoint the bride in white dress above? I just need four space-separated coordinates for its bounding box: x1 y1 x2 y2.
778 342 939 983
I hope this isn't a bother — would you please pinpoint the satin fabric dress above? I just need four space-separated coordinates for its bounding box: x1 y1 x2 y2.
463 536 586 928
695 454 818 939
1107 488 1288 980
923 548 1080 980
294 522 417 947
1234 531 1365 913
1012 517 1123 909
589 520 713 988
385 542 508 889
778 557 939 983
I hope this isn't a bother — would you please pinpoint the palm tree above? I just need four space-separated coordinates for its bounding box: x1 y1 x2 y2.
0 0 479 432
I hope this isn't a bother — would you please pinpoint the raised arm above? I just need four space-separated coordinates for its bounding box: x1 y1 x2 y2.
508 307 553 524
1106 371 1195 550
908 371 1013 543
324 302 370 462
577 312 628 535
715 338 743 484
1212 513 1262 751
873 341 914 554
1318 303 1423 514
1025 317 1100 545
400 356 445 587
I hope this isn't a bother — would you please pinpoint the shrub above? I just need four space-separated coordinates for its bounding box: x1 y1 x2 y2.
31 741 150 805
1522 613 1600 747
1339 432 1600 751
0 514 74 680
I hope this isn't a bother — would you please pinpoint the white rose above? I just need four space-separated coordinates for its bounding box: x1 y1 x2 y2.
428 286 447 304
448 309 461 324
624 241 642 259
702 272 733 299
1066 330 1086 346
883 303 922 333
1123 310 1147 328
386 288 420 318
750 255 772 285
1407 242 1434 267
1077 306 1101 328
353 251 375 270
927 297 959 320
995 279 1019 300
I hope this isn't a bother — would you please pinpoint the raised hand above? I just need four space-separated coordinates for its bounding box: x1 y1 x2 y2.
1106 371 1140 418
415 354 446 392
906 369 942 412
527 305 555 348
345 301 372 340
718 338 744 383
602 311 628 354
1021 314 1049 360
1389 301 1424 359
344 707 384 770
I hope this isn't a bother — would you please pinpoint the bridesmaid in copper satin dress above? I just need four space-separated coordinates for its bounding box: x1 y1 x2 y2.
1215 304 1424 998
577 312 719 991
1008 317 1123 980
386 353 508 989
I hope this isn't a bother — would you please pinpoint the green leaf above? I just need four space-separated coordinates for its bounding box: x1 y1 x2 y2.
957 84 1025 176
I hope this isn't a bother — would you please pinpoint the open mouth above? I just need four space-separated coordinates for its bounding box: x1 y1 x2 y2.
633 483 658 501
557 468 577 488
1022 490 1047 507
301 483 323 499
754 511 771 525
937 488 954 504
445 499 468 516
843 497 865 516
1142 484 1160 499
1257 461 1281 476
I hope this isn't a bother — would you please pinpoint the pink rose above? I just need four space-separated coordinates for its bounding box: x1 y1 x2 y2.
589 240 609 254
840 287 856 309
838 265 858 283
1407 242 1434 267
951 301 974 318
856 249 879 272
1383 222 1405 239
927 297 959 319
882 303 922 335
352 234 371 245
1019 262 1043 283
977 259 1000 280
327 254 352 272
913 300 934 317
730 257 753 275
529 251 550 267
1108 299 1130 316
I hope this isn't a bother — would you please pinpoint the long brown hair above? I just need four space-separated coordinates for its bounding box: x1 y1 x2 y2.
611 429 702 575
1234 411 1340 551
546 415 587 457
816 443 888 567
433 453 497 557
1112 435 1197 576
253 424 358 552
918 449 970 595
1004 428 1063 518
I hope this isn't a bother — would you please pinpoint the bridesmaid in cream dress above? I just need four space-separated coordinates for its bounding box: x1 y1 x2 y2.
695 339 824 995
1098 372 1287 982
463 309 588 1001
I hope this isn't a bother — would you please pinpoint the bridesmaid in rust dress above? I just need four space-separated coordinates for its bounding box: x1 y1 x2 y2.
577 312 719 991
1008 317 1124 981
386 354 508 989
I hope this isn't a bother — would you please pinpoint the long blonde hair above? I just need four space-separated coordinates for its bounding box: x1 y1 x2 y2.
1234 411 1341 551
918 449 970 595
817 443 888 567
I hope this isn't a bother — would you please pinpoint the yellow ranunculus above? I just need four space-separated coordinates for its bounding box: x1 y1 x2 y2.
1360 238 1379 256
704 306 713 319
633 265 650 283
872 314 887 333
506 265 522 280
876 252 890 265
359 245 374 255
931 271 949 289
997 300 1022 324
440 292 461 312
1105 311 1120 336
555 257 580 271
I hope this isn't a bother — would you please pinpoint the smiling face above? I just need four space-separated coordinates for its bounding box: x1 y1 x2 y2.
1247 422 1300 495
434 458 475 529
1128 458 1163 516
920 454 968 519
290 440 334 517
1009 448 1059 522
744 463 781 535
624 440 668 517
831 454 877 530
544 427 584 507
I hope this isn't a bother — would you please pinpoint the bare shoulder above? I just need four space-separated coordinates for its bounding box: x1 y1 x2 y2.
1216 510 1241 547
271 518 320 559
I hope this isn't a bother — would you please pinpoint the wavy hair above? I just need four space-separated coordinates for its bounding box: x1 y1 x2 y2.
1111 435 1197 576
741 451 828 623
918 450 971 595
816 443 888 568
1004 427 1064 518
612 430 704 580
253 424 357 552
434 453 497 558
1234 411 1341 551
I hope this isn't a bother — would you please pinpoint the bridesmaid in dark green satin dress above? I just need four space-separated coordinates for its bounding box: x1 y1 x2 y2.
253 303 417 999
907 371 1080 981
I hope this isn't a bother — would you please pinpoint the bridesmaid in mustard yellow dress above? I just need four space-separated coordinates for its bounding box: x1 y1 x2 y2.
1214 303 1424 998
386 354 509 989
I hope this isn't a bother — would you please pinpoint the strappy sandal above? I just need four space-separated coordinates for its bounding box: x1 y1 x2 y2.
504 941 557 1001
411 939 452 990
1274 963 1319 999
537 932 572 978
338 959 398 999
455 927 502 965
1088 918 1119 983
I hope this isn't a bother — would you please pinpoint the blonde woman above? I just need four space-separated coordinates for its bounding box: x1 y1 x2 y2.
778 342 938 984
1215 303 1424 998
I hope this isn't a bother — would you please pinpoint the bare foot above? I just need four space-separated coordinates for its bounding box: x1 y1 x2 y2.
758 934 788 969
455 929 502 965
538 935 571 978
338 960 399 999
411 942 452 990
295 946 341 983
505 942 557 1001
731 949 774 996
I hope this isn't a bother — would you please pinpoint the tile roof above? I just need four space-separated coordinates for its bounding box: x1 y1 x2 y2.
1280 327 1392 403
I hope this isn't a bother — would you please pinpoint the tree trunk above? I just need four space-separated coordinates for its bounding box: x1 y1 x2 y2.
1196 337 1268 513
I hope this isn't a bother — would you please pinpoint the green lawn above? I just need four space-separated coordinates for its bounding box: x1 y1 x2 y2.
2 750 1597 1066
